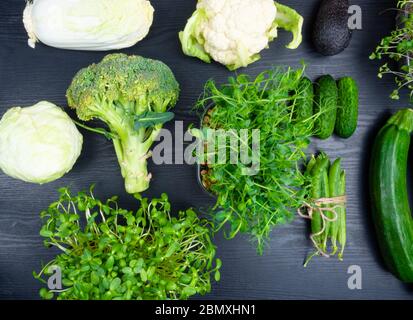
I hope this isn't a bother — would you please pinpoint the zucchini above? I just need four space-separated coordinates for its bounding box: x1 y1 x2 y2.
335 77 359 138
314 75 338 139
370 109 413 282
295 77 314 122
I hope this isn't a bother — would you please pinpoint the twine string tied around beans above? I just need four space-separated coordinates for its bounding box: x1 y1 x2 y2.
298 196 347 258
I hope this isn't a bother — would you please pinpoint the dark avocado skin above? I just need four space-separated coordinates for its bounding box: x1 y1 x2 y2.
313 0 352 56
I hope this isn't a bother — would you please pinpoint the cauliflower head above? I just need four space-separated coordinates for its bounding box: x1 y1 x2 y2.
179 0 303 70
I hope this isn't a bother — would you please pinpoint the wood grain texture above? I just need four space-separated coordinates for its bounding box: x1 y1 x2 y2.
0 0 413 300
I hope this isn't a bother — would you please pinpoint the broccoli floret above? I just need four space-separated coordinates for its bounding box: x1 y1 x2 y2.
66 54 180 194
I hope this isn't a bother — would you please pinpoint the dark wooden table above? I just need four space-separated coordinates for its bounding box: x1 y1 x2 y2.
1 0 412 300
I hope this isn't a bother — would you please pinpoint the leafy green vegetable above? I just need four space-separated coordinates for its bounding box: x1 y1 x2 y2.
178 8 211 64
34 186 220 300
196 66 318 254
134 111 175 130
66 53 180 194
370 0 413 101
272 2 304 49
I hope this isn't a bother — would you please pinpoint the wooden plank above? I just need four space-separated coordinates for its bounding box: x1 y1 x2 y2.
0 0 412 299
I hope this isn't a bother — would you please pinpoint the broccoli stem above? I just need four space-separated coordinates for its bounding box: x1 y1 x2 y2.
113 132 151 194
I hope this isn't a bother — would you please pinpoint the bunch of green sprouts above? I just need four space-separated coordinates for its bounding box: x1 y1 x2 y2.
370 0 413 101
34 186 221 300
194 66 318 254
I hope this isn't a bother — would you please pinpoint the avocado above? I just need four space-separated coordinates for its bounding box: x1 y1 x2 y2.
312 0 352 56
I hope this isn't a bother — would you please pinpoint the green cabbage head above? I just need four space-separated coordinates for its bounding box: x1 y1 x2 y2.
0 101 83 184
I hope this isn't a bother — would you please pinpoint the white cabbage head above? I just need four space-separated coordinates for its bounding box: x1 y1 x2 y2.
0 101 83 184
23 0 154 51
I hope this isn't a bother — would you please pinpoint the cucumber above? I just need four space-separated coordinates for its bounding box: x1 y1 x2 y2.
314 75 338 139
295 77 314 122
370 109 413 282
335 77 359 138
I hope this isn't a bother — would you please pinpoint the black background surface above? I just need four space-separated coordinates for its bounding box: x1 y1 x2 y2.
1 0 413 300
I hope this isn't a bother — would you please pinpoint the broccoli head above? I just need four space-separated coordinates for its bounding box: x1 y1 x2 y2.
66 53 180 194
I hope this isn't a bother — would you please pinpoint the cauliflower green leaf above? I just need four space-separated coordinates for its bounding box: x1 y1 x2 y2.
179 9 211 64
273 2 304 49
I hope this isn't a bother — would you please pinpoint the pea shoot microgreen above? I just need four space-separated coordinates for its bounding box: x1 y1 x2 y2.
196 66 317 254
370 1 413 101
